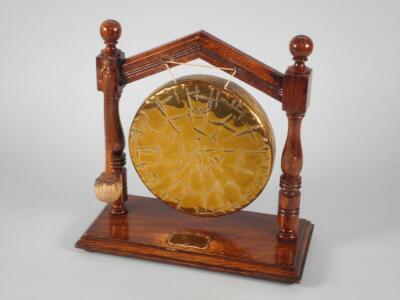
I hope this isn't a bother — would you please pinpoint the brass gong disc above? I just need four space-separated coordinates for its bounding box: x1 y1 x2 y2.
129 75 275 216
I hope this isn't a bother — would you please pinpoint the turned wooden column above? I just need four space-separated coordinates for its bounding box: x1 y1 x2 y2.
277 35 313 240
96 20 128 215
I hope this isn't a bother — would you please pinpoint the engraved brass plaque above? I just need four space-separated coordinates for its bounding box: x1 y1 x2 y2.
168 232 211 249
129 75 275 216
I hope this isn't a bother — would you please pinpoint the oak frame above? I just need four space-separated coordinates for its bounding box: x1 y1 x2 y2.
76 20 315 283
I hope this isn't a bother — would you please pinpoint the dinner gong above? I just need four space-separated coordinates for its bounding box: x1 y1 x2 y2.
77 19 315 283
129 74 275 216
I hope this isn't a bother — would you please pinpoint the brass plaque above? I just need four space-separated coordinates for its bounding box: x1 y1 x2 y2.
129 75 275 216
168 232 211 249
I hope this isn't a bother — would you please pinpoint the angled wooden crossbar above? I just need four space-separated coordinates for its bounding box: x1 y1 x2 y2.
120 31 284 101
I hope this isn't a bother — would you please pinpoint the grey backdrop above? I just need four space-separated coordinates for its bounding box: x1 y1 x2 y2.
1 0 399 299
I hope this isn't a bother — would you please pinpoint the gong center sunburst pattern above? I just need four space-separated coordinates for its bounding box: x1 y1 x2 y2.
129 75 275 216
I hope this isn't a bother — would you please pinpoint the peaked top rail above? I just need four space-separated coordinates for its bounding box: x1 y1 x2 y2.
119 30 284 101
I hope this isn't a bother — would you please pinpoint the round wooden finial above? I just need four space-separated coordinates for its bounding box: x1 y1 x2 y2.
100 20 121 54
100 20 121 43
289 35 313 63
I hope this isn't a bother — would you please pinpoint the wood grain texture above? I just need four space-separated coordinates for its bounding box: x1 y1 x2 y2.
87 20 316 280
76 195 313 283
278 36 313 240
96 20 128 215
120 31 284 101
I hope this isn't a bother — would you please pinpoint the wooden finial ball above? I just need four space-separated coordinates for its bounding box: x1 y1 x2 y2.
289 35 313 61
100 19 121 43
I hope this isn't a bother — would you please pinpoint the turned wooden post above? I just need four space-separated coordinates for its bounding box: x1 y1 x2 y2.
277 35 313 240
96 20 128 215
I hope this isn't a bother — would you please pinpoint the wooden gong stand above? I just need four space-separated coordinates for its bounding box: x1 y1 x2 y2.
76 20 314 283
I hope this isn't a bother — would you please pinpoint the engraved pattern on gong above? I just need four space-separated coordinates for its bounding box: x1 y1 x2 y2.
129 75 275 216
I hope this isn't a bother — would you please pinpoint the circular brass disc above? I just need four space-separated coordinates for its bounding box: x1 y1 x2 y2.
129 75 275 216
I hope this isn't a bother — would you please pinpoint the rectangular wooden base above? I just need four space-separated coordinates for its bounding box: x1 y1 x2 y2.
76 195 313 283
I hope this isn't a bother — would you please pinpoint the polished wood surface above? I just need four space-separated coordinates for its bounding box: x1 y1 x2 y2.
120 31 284 101
76 196 313 283
278 36 313 240
96 20 128 215
83 20 315 282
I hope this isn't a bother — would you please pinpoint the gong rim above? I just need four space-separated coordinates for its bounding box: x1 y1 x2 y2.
129 74 275 216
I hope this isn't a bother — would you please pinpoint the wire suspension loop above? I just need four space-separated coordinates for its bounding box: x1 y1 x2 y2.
164 61 237 90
